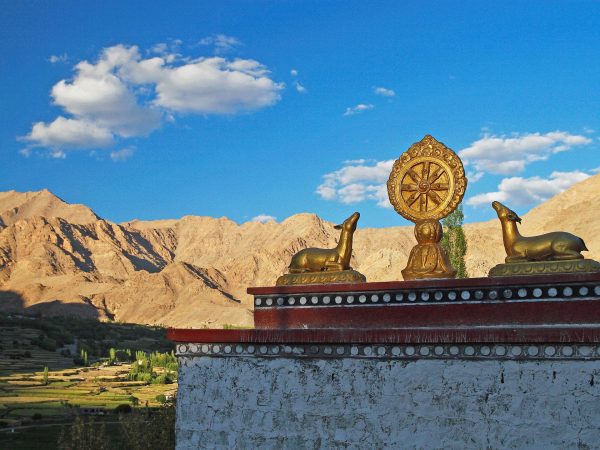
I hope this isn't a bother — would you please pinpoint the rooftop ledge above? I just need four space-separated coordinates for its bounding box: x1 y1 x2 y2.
247 272 600 296
169 272 600 345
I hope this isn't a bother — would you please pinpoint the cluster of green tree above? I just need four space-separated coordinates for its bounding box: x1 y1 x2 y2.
105 347 132 364
57 405 175 450
73 349 89 366
441 205 468 278
127 351 176 384
150 350 178 372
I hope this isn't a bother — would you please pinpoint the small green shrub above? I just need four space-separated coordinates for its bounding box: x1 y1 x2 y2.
151 374 172 385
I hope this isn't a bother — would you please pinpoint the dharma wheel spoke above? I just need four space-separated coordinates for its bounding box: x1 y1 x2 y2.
428 168 444 184
406 191 421 206
421 161 430 180
407 168 422 184
430 183 449 190
401 184 418 191
428 190 443 205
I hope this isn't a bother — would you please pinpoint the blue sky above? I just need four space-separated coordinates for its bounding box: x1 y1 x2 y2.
1 1 599 227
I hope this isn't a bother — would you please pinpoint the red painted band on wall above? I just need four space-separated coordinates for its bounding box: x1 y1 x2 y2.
253 299 600 329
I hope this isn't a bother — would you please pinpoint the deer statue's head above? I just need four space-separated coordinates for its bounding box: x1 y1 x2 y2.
492 201 522 223
334 212 360 232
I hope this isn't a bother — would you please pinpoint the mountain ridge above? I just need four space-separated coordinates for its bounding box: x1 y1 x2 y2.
0 189 100 226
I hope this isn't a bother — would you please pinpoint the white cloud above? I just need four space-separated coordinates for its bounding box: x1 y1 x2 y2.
199 34 242 54
23 116 114 149
316 184 337 200
251 214 277 223
23 43 283 157
52 47 161 137
343 103 374 116
290 70 306 93
342 159 369 165
466 171 484 183
374 86 395 97
467 170 590 207
49 54 68 64
294 81 306 93
459 131 592 175
51 150 66 159
149 40 182 62
110 147 135 162
147 57 283 113
151 43 169 55
317 159 394 208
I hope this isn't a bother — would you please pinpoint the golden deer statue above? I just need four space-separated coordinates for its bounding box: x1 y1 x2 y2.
289 212 360 272
492 201 588 262
276 212 366 285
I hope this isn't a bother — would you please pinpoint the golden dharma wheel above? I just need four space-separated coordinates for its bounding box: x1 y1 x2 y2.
387 135 467 223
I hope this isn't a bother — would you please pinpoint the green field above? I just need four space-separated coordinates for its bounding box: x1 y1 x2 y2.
0 365 177 449
0 363 176 419
0 314 177 449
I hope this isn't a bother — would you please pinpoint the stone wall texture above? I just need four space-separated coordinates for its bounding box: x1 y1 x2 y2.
176 355 600 449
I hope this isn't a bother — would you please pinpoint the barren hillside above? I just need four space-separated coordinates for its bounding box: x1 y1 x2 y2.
0 189 99 226
1 174 599 328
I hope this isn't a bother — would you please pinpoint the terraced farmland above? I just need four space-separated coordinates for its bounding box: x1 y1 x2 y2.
0 364 176 420
0 315 177 449
0 364 176 449
0 326 76 375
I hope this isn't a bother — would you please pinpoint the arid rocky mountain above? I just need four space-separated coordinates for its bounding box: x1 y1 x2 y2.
0 189 100 226
1 174 599 328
